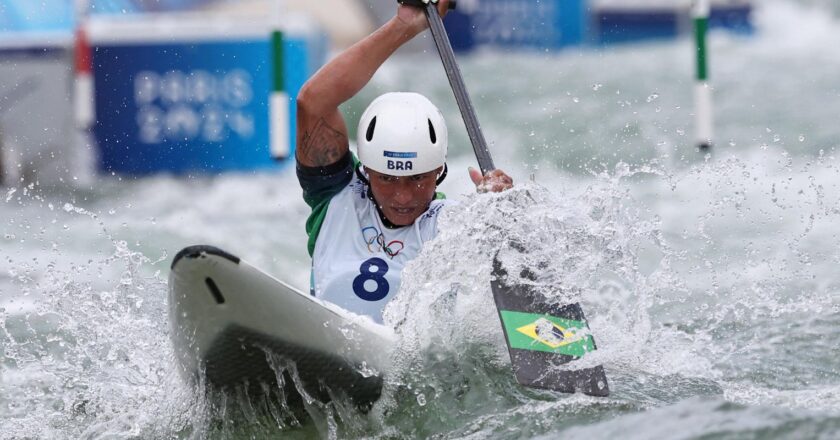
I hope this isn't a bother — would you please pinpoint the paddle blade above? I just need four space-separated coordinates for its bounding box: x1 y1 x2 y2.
491 258 609 397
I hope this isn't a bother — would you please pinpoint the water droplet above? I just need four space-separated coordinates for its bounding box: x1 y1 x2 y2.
592 83 603 91
120 271 133 285
646 93 660 103
799 135 806 142
4 188 17 202
416 393 427 406
63 203 74 212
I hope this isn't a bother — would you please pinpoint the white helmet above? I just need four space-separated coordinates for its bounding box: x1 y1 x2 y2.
357 92 448 176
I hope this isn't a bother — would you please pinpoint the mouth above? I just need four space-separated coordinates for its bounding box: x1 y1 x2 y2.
391 207 418 216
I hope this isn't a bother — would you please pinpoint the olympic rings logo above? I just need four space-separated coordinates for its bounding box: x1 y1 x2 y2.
361 226 404 258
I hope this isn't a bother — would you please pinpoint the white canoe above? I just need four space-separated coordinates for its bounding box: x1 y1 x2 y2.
168 245 395 407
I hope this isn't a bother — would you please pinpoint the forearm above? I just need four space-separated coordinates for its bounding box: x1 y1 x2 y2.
299 18 419 114
296 17 421 167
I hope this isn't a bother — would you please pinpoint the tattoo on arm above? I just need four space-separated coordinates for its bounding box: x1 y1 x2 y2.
298 118 348 167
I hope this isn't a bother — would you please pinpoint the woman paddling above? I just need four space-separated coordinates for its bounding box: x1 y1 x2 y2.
295 0 513 323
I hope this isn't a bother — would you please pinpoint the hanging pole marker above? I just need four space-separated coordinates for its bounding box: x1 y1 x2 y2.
74 26 95 129
270 30 290 160
693 0 713 151
74 0 95 130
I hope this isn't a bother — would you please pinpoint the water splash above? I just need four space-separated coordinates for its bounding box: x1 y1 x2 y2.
371 163 699 437
0 240 207 438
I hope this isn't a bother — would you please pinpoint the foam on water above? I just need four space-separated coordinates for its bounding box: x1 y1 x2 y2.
552 397 840 440
0 171 327 438
2 154 839 438
0 240 200 438
2 0 840 438
362 145 840 438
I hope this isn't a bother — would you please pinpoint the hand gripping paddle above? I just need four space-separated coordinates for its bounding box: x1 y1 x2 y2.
398 0 609 397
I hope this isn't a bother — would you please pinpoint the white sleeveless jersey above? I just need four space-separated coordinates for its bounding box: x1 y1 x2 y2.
311 176 448 323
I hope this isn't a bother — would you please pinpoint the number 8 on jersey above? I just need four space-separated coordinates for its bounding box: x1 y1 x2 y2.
353 258 390 301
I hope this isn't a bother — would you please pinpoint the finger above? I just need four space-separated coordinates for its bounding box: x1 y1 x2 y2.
483 177 513 193
489 182 505 193
468 167 483 186
487 174 512 185
437 0 450 17
490 170 513 185
489 169 508 179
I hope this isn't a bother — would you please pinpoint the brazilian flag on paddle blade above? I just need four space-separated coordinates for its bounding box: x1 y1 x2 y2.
500 311 596 357
491 257 609 397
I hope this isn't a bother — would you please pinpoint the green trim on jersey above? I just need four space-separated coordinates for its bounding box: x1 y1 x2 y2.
304 154 446 256
304 155 359 256
305 201 331 257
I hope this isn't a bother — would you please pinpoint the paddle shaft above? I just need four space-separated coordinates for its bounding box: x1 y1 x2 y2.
420 1 496 176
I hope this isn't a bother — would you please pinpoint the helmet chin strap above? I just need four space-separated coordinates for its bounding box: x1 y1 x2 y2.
355 164 400 229
435 163 448 185
354 163 371 186
354 163 447 229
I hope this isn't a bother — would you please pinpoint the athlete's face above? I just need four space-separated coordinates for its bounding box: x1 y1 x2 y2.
367 167 443 226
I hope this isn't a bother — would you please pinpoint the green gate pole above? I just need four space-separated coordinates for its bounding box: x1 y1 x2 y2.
693 0 713 151
270 30 290 160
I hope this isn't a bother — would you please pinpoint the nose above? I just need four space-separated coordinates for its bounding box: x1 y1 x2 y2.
392 181 414 205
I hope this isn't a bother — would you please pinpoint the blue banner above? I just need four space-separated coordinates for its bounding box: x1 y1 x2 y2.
0 0 74 32
444 0 587 52
93 39 279 174
0 0 225 32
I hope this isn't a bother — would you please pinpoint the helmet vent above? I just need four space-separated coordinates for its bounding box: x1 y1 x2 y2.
428 119 437 144
366 117 377 142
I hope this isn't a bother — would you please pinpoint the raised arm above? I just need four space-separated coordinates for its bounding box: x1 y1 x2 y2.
295 1 450 168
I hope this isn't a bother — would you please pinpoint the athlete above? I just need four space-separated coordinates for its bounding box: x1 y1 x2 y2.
296 0 513 323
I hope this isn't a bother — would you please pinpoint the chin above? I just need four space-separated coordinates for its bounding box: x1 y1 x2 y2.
387 212 420 226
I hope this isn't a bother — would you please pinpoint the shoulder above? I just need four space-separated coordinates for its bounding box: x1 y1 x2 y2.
297 152 356 208
417 199 453 232
421 199 449 221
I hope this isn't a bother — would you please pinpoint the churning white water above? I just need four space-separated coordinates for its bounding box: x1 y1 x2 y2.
2 0 840 438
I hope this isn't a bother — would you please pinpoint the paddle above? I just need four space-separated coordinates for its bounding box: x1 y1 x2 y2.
398 0 609 397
